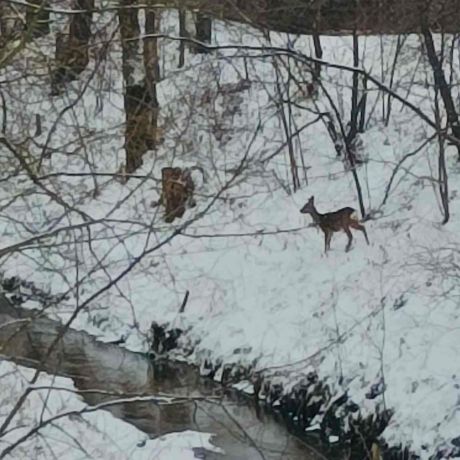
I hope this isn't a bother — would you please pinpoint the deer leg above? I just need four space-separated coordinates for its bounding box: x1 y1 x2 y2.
323 231 328 253
351 221 369 245
344 227 353 252
326 231 333 252
188 194 196 208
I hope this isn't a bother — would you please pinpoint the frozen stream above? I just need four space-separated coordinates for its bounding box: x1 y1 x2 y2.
0 296 339 460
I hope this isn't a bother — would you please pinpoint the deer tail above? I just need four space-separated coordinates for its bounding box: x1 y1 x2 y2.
350 211 367 225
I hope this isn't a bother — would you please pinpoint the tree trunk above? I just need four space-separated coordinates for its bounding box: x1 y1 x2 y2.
124 85 153 173
0 3 22 47
347 30 360 144
312 32 322 79
384 34 405 126
178 9 186 68
274 60 299 192
358 77 367 133
51 0 94 95
160 167 195 223
344 29 366 165
119 0 143 173
421 22 460 159
119 0 141 87
26 0 50 38
119 0 157 174
312 6 322 79
143 4 160 150
434 89 450 224
193 12 211 54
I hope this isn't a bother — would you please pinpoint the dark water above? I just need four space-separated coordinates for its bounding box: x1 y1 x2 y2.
0 296 337 459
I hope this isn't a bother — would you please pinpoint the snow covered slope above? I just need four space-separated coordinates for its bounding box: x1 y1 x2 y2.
1 9 460 458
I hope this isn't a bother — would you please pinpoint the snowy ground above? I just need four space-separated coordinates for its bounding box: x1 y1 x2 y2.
1 7 460 458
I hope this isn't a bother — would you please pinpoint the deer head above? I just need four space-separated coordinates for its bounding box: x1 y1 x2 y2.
300 196 315 214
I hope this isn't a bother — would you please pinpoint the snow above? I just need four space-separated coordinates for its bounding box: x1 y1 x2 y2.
1 7 460 459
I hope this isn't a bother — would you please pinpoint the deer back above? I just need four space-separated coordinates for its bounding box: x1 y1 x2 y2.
319 207 356 232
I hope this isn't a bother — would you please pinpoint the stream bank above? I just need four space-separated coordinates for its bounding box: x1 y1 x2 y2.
0 296 342 459
150 321 422 460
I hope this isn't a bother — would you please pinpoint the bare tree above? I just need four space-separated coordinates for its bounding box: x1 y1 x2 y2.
421 21 460 159
51 0 94 95
143 2 161 150
0 2 22 47
26 0 50 38
312 3 323 79
119 0 148 173
178 9 187 68
347 30 360 145
193 12 212 54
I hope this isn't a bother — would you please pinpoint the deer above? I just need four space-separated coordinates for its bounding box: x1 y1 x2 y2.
300 196 369 253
